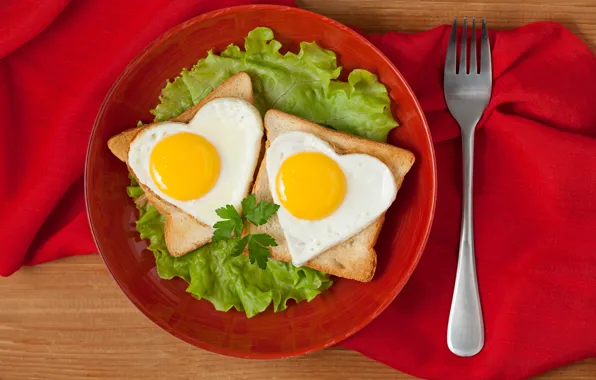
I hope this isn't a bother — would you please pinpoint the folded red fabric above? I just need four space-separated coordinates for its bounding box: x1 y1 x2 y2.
343 24 596 379
2 1 596 379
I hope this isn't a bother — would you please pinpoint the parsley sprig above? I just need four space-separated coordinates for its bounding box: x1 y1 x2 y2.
212 195 280 269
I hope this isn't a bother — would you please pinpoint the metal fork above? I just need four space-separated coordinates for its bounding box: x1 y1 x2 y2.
444 17 492 357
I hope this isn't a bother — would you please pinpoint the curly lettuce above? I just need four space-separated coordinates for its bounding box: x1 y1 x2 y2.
152 27 398 142
129 179 332 318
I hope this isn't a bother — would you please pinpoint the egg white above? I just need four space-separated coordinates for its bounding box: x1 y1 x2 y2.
128 97 263 226
266 131 397 266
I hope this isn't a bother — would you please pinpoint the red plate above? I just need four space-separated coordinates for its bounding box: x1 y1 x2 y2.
85 5 436 359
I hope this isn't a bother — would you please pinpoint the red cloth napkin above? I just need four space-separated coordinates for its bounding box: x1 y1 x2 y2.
2 1 596 379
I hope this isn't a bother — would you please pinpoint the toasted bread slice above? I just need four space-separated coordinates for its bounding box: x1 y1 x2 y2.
250 110 415 282
107 72 256 257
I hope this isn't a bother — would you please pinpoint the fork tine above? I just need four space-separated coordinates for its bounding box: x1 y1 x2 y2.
459 17 468 74
480 18 491 75
445 18 457 74
470 17 477 74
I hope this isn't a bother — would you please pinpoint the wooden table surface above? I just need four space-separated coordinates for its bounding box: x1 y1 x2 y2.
2 1 596 379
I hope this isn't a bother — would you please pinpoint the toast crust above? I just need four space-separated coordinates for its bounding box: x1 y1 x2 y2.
107 73 255 257
250 109 415 282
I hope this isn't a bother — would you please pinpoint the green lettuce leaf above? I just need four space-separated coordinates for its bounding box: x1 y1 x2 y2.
151 27 397 142
130 182 332 318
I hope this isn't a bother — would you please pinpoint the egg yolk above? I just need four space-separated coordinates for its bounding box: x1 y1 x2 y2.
276 152 346 220
149 132 220 201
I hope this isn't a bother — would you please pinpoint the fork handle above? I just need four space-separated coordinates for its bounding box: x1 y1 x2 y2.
447 129 485 357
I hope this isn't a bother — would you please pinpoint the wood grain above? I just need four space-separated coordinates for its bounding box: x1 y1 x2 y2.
298 0 596 49
1 255 595 380
2 1 596 379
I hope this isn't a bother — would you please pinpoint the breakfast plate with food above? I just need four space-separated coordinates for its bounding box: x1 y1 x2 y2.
85 5 436 358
